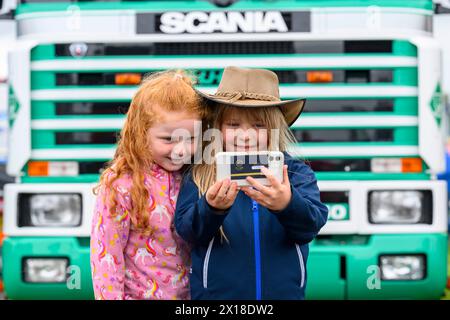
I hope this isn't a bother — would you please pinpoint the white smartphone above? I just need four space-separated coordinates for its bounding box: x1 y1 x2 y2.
215 151 284 187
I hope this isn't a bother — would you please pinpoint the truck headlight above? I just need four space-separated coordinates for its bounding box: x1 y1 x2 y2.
368 191 432 224
18 194 82 227
23 258 68 283
379 255 426 280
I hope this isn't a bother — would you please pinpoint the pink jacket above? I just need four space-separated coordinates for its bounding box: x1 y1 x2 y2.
90 164 191 300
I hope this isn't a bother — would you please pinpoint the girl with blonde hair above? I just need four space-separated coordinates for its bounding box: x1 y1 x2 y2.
175 66 328 300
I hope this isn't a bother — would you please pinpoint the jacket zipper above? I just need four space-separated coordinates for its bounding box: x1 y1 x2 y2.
203 238 215 288
203 201 263 297
252 200 262 300
295 244 306 288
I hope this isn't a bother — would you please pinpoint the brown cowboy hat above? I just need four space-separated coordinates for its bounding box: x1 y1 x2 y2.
196 66 306 126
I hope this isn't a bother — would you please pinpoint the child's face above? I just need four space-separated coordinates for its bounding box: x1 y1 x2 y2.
220 111 268 152
148 107 200 172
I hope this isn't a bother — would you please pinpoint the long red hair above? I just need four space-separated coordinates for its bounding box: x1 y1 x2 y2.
93 70 205 235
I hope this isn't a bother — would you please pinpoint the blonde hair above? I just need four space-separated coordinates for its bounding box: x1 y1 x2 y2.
192 104 296 193
192 104 297 241
93 69 205 235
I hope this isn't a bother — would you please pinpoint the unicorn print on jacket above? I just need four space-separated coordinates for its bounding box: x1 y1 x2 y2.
90 167 191 300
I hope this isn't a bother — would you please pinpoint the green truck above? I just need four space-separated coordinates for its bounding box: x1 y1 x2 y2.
0 0 448 299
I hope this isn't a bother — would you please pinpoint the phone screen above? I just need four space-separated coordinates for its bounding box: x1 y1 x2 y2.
230 154 269 180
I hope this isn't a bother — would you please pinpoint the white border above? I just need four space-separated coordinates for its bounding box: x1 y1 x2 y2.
30 56 418 71
31 148 115 160
3 179 446 237
15 7 432 21
31 119 124 130
288 145 418 157
293 115 418 128
30 86 418 101
318 180 447 235
3 182 97 237
18 31 431 44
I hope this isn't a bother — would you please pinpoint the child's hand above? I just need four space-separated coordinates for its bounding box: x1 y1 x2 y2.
206 179 239 211
241 165 291 211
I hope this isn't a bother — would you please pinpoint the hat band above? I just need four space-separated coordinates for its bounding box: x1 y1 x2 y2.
215 91 280 103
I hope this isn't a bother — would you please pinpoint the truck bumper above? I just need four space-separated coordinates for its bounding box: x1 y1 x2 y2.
2 237 93 300
307 233 448 299
2 233 448 300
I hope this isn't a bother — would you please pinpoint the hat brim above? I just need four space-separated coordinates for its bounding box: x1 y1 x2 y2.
196 89 306 126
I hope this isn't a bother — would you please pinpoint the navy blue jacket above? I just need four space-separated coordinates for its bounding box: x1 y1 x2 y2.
174 153 328 300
